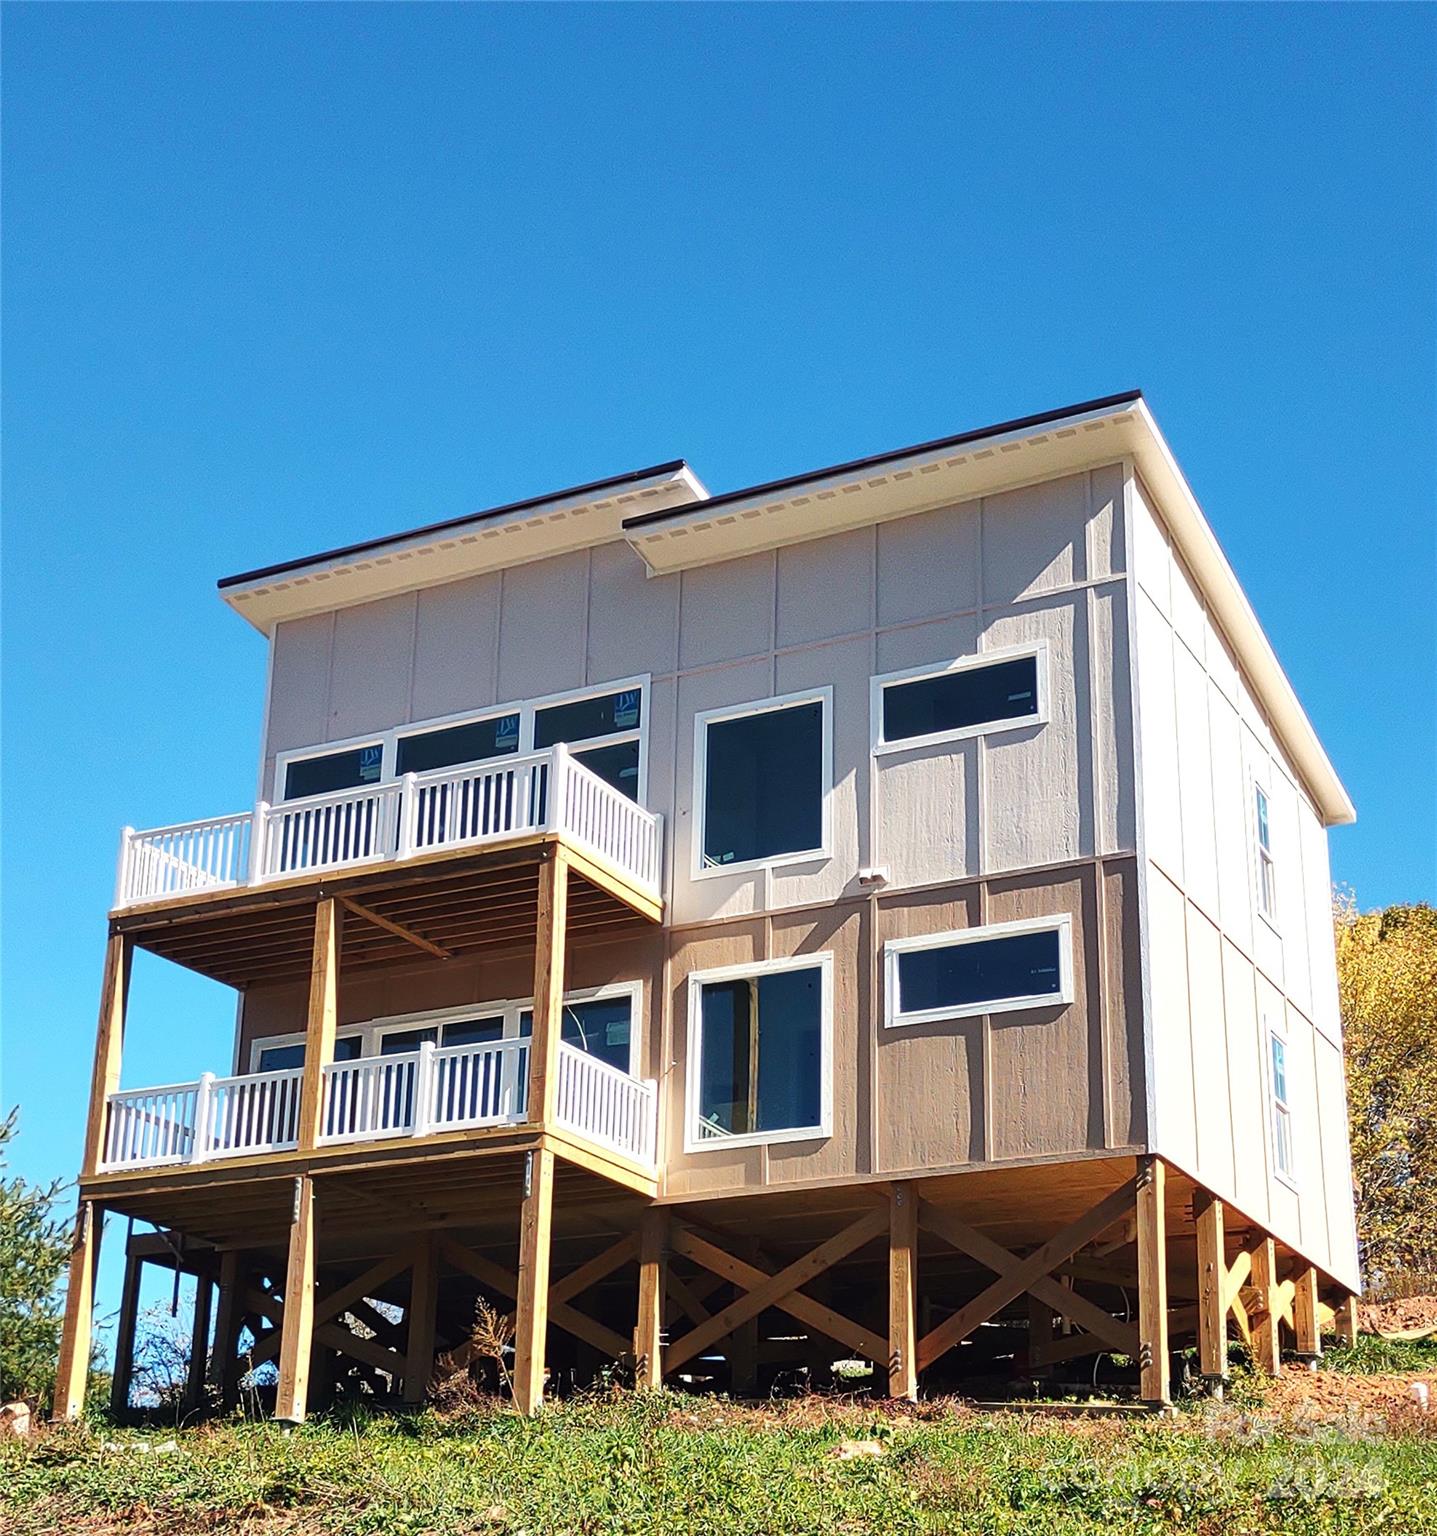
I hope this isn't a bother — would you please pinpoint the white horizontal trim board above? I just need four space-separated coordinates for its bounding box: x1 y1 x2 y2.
883 913 1075 1028
683 950 834 1154
870 640 1051 756
691 685 834 882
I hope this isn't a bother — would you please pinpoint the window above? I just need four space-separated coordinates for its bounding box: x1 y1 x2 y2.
884 916 1074 1027
695 691 830 875
275 677 649 805
1269 1023 1295 1183
255 1035 362 1072
872 645 1047 754
685 955 832 1150
283 744 383 800
518 995 634 1073
1253 783 1278 925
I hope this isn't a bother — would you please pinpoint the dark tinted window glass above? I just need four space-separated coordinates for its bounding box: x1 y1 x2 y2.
573 740 640 801
697 967 822 1138
258 1035 361 1071
440 1016 507 1047
396 715 520 775
702 702 822 867
284 744 383 800
882 656 1039 744
516 996 633 1072
897 930 1062 1015
533 688 641 748
379 1026 438 1054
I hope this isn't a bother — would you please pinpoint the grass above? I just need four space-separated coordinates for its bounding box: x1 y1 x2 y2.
4 1354 1436 1536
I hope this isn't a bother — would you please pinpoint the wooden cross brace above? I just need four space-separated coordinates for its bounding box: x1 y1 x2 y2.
663 1209 890 1374
242 1279 406 1377
915 1178 1139 1372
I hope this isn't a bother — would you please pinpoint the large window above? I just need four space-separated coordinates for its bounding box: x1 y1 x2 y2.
685 955 832 1150
1253 783 1278 926
871 644 1047 754
695 690 830 875
884 916 1073 1027
1268 1021 1296 1184
248 984 641 1077
275 677 648 805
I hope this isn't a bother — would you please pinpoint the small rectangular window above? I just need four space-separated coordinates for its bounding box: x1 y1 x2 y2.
1269 1028 1294 1181
255 1035 361 1072
396 715 519 775
518 993 636 1073
440 1016 507 1048
1254 784 1278 923
884 917 1073 1027
698 694 827 871
688 959 829 1147
534 688 642 749
879 653 1041 749
573 739 641 800
283 744 383 800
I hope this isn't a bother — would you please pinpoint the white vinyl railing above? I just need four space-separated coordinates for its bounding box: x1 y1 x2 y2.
114 745 662 909
99 1038 658 1172
554 1043 658 1164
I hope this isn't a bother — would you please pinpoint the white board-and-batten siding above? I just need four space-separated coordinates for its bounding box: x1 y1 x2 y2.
1129 472 1359 1291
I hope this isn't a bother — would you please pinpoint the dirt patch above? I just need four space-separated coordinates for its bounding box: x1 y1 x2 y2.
1262 1364 1437 1433
1359 1293 1437 1337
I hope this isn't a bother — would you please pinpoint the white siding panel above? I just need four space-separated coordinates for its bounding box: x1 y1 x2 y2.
1135 591 1184 884
265 614 333 761
587 542 678 684
1287 1008 1325 1258
1130 474 1171 615
328 594 414 740
877 744 978 889
678 552 775 669
495 553 588 701
982 473 1086 603
1221 939 1270 1225
874 499 979 626
1087 463 1127 581
1174 643 1219 920
1170 552 1207 660
1301 803 1342 1044
776 529 874 648
410 573 500 722
1208 691 1252 952
874 612 981 675
1314 1031 1361 1288
1186 908 1234 1195
1091 585 1136 856
1147 869 1197 1171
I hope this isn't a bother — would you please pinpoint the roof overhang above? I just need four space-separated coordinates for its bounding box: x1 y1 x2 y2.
219 462 709 635
620 395 1355 828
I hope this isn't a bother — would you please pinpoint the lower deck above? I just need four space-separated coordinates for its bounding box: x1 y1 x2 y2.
87 1150 1358 1421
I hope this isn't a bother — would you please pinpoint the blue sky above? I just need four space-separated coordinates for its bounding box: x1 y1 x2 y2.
3 5 1433 1338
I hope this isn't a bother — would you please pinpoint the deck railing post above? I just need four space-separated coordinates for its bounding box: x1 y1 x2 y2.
546 742 569 835
190 1072 216 1164
397 773 419 859
113 827 136 909
413 1042 435 1138
248 803 270 885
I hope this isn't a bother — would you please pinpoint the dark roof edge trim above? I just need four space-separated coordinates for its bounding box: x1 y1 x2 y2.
621 391 1145 531
218 459 693 591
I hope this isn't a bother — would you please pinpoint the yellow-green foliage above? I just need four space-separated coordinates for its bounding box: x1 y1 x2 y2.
1336 898 1437 1286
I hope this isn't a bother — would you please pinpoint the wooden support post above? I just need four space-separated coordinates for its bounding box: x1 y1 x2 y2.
184 1269 214 1415
1193 1189 1228 1386
888 1181 918 1401
82 933 133 1176
1335 1292 1359 1347
1136 1156 1170 1406
296 898 341 1152
635 1210 668 1390
1293 1264 1321 1363
527 851 568 1129
52 1201 102 1421
1026 1293 1057 1375
208 1252 244 1405
109 1251 144 1417
403 1237 439 1405
275 1177 318 1423
513 1146 556 1415
1250 1236 1281 1376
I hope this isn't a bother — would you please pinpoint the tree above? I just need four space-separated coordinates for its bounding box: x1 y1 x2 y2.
1336 897 1437 1287
0 1108 73 1407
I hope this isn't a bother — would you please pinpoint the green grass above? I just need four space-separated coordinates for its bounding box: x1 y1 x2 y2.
4 1383 1434 1535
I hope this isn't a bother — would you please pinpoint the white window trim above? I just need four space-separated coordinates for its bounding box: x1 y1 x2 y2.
691 686 834 881
870 641 1050 757
273 674 651 807
1265 1013 1299 1193
1251 778 1281 936
248 980 644 1077
683 951 834 1153
883 913 1075 1028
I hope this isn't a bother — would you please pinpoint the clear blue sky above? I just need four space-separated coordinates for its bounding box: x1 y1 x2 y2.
3 5 1433 1340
